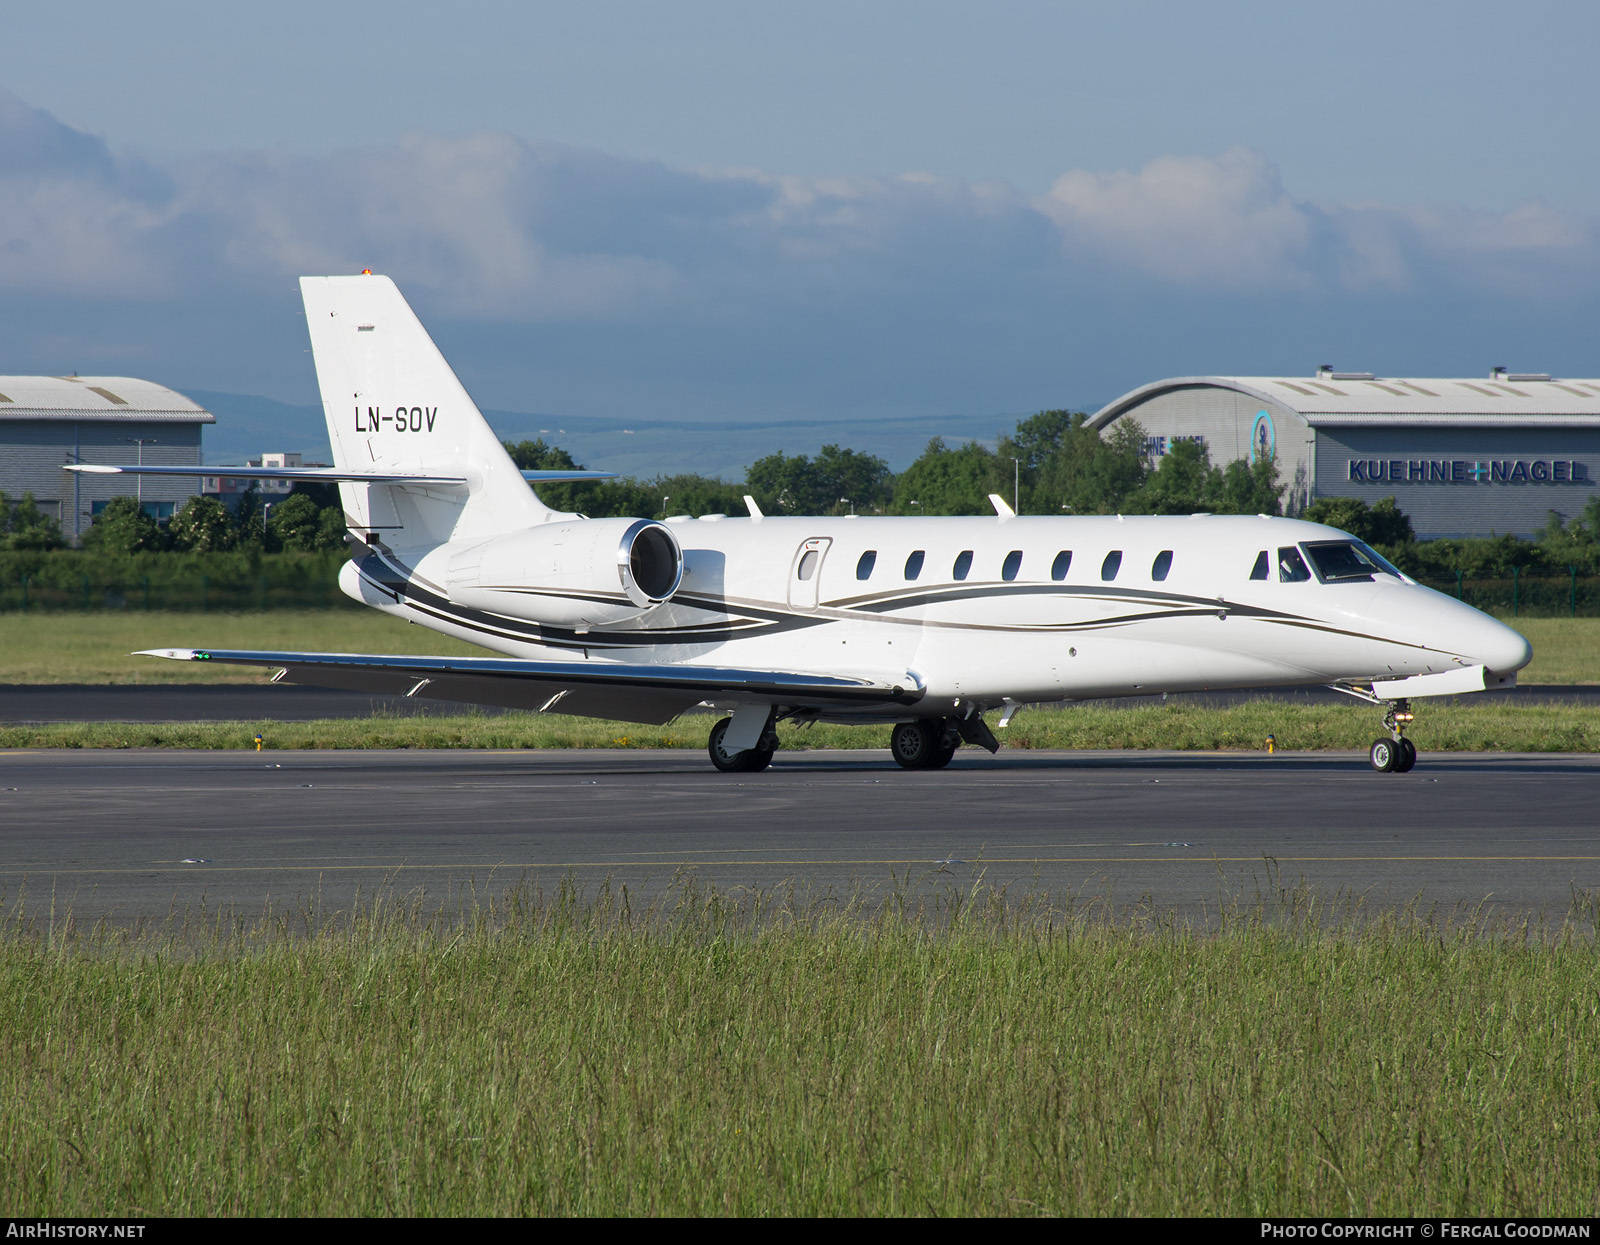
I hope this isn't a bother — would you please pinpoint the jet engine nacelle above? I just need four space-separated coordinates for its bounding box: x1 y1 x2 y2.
447 518 684 626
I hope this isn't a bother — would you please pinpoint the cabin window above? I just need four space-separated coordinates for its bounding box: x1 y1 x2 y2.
953 550 973 580
1249 550 1270 580
1277 546 1311 583
1151 550 1173 581
904 550 925 580
1051 551 1072 581
856 551 877 580
797 550 818 581
1101 550 1122 581
1002 550 1023 581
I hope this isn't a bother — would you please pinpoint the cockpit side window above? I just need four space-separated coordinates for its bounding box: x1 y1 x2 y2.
1249 550 1270 580
1277 546 1311 582
1302 540 1406 584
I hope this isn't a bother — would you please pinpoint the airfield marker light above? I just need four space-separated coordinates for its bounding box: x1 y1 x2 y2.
1266 733 1276 754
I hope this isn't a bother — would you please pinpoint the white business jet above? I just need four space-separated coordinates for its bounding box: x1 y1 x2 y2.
72 274 1532 774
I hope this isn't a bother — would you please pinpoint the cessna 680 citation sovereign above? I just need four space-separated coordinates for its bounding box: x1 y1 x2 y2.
72 274 1532 773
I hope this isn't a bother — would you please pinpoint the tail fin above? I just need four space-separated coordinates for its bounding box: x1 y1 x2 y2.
301 274 551 546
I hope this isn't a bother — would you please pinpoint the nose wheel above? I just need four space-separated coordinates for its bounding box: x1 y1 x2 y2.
1370 700 1418 773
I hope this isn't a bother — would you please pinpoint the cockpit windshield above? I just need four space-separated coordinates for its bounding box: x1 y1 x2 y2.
1301 540 1409 584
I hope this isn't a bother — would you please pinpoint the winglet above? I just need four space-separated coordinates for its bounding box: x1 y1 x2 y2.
988 493 1015 518
743 494 764 521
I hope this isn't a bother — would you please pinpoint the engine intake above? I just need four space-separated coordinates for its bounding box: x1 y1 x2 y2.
618 519 682 606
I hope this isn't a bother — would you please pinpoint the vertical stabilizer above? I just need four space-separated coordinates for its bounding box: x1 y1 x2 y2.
301 274 550 547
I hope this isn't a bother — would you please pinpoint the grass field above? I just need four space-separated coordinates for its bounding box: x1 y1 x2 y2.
2 697 1598 753
2 612 1596 685
3 880 1596 1217
0 611 487 684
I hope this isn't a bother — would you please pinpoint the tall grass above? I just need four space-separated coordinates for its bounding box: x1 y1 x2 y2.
3 878 1598 1216
4 698 1597 752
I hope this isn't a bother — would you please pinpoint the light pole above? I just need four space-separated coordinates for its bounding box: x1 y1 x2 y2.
661 496 670 519
126 438 157 507
1011 457 1020 515
838 496 853 516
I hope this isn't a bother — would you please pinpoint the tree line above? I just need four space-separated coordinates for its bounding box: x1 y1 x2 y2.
7 406 1600 579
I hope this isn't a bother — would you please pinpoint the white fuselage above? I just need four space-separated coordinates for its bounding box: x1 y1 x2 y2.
348 512 1531 720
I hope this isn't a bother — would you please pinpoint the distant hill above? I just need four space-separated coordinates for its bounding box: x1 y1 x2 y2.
182 389 1088 478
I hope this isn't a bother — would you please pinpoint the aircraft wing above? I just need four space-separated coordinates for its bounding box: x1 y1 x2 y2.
137 648 925 726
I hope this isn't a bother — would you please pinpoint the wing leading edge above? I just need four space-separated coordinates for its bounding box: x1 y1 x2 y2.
138 649 925 726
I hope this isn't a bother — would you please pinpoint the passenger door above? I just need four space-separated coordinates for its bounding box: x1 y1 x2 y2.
788 537 832 611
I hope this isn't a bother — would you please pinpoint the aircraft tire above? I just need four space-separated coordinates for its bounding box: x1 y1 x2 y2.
890 720 943 770
1369 738 1398 773
708 717 768 773
1395 738 1417 772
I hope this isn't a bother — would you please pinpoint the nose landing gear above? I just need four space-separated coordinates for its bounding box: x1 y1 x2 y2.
1369 699 1417 773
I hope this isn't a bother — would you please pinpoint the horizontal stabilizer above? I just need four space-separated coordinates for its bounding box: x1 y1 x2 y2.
136 649 925 726
67 464 615 486
67 464 467 485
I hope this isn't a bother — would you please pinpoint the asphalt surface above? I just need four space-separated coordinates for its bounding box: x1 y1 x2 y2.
4 682 1599 722
3 747 1597 927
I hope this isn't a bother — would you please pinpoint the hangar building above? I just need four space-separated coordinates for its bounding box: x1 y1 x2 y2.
1088 369 1600 538
0 376 214 542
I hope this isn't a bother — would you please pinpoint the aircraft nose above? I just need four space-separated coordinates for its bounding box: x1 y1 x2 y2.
1476 616 1532 674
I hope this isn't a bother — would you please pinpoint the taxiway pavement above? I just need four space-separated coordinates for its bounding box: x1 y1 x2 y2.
2 747 1596 926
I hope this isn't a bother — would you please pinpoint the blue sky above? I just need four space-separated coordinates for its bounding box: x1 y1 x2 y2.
2 1 1597 426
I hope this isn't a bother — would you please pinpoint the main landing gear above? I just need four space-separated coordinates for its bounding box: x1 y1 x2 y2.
707 715 776 773
706 710 1002 774
1369 699 1418 773
889 715 1001 771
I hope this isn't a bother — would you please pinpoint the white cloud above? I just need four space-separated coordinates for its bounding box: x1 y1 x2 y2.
1 85 1598 416
1035 148 1313 290
3 83 1596 318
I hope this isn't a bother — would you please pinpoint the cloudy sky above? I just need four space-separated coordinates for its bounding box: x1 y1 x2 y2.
3 0 1597 424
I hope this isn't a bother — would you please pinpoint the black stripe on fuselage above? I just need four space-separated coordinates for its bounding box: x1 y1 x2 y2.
358 552 1447 661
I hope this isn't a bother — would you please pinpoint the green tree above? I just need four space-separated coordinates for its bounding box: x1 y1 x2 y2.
266 493 333 552
168 496 235 552
1301 496 1414 545
503 438 581 472
747 446 892 516
1130 438 1215 514
890 437 1003 515
1208 454 1286 515
81 495 165 554
0 492 65 551
1014 413 1148 514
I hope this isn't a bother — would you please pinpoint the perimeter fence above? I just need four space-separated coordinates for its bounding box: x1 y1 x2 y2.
0 551 356 612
